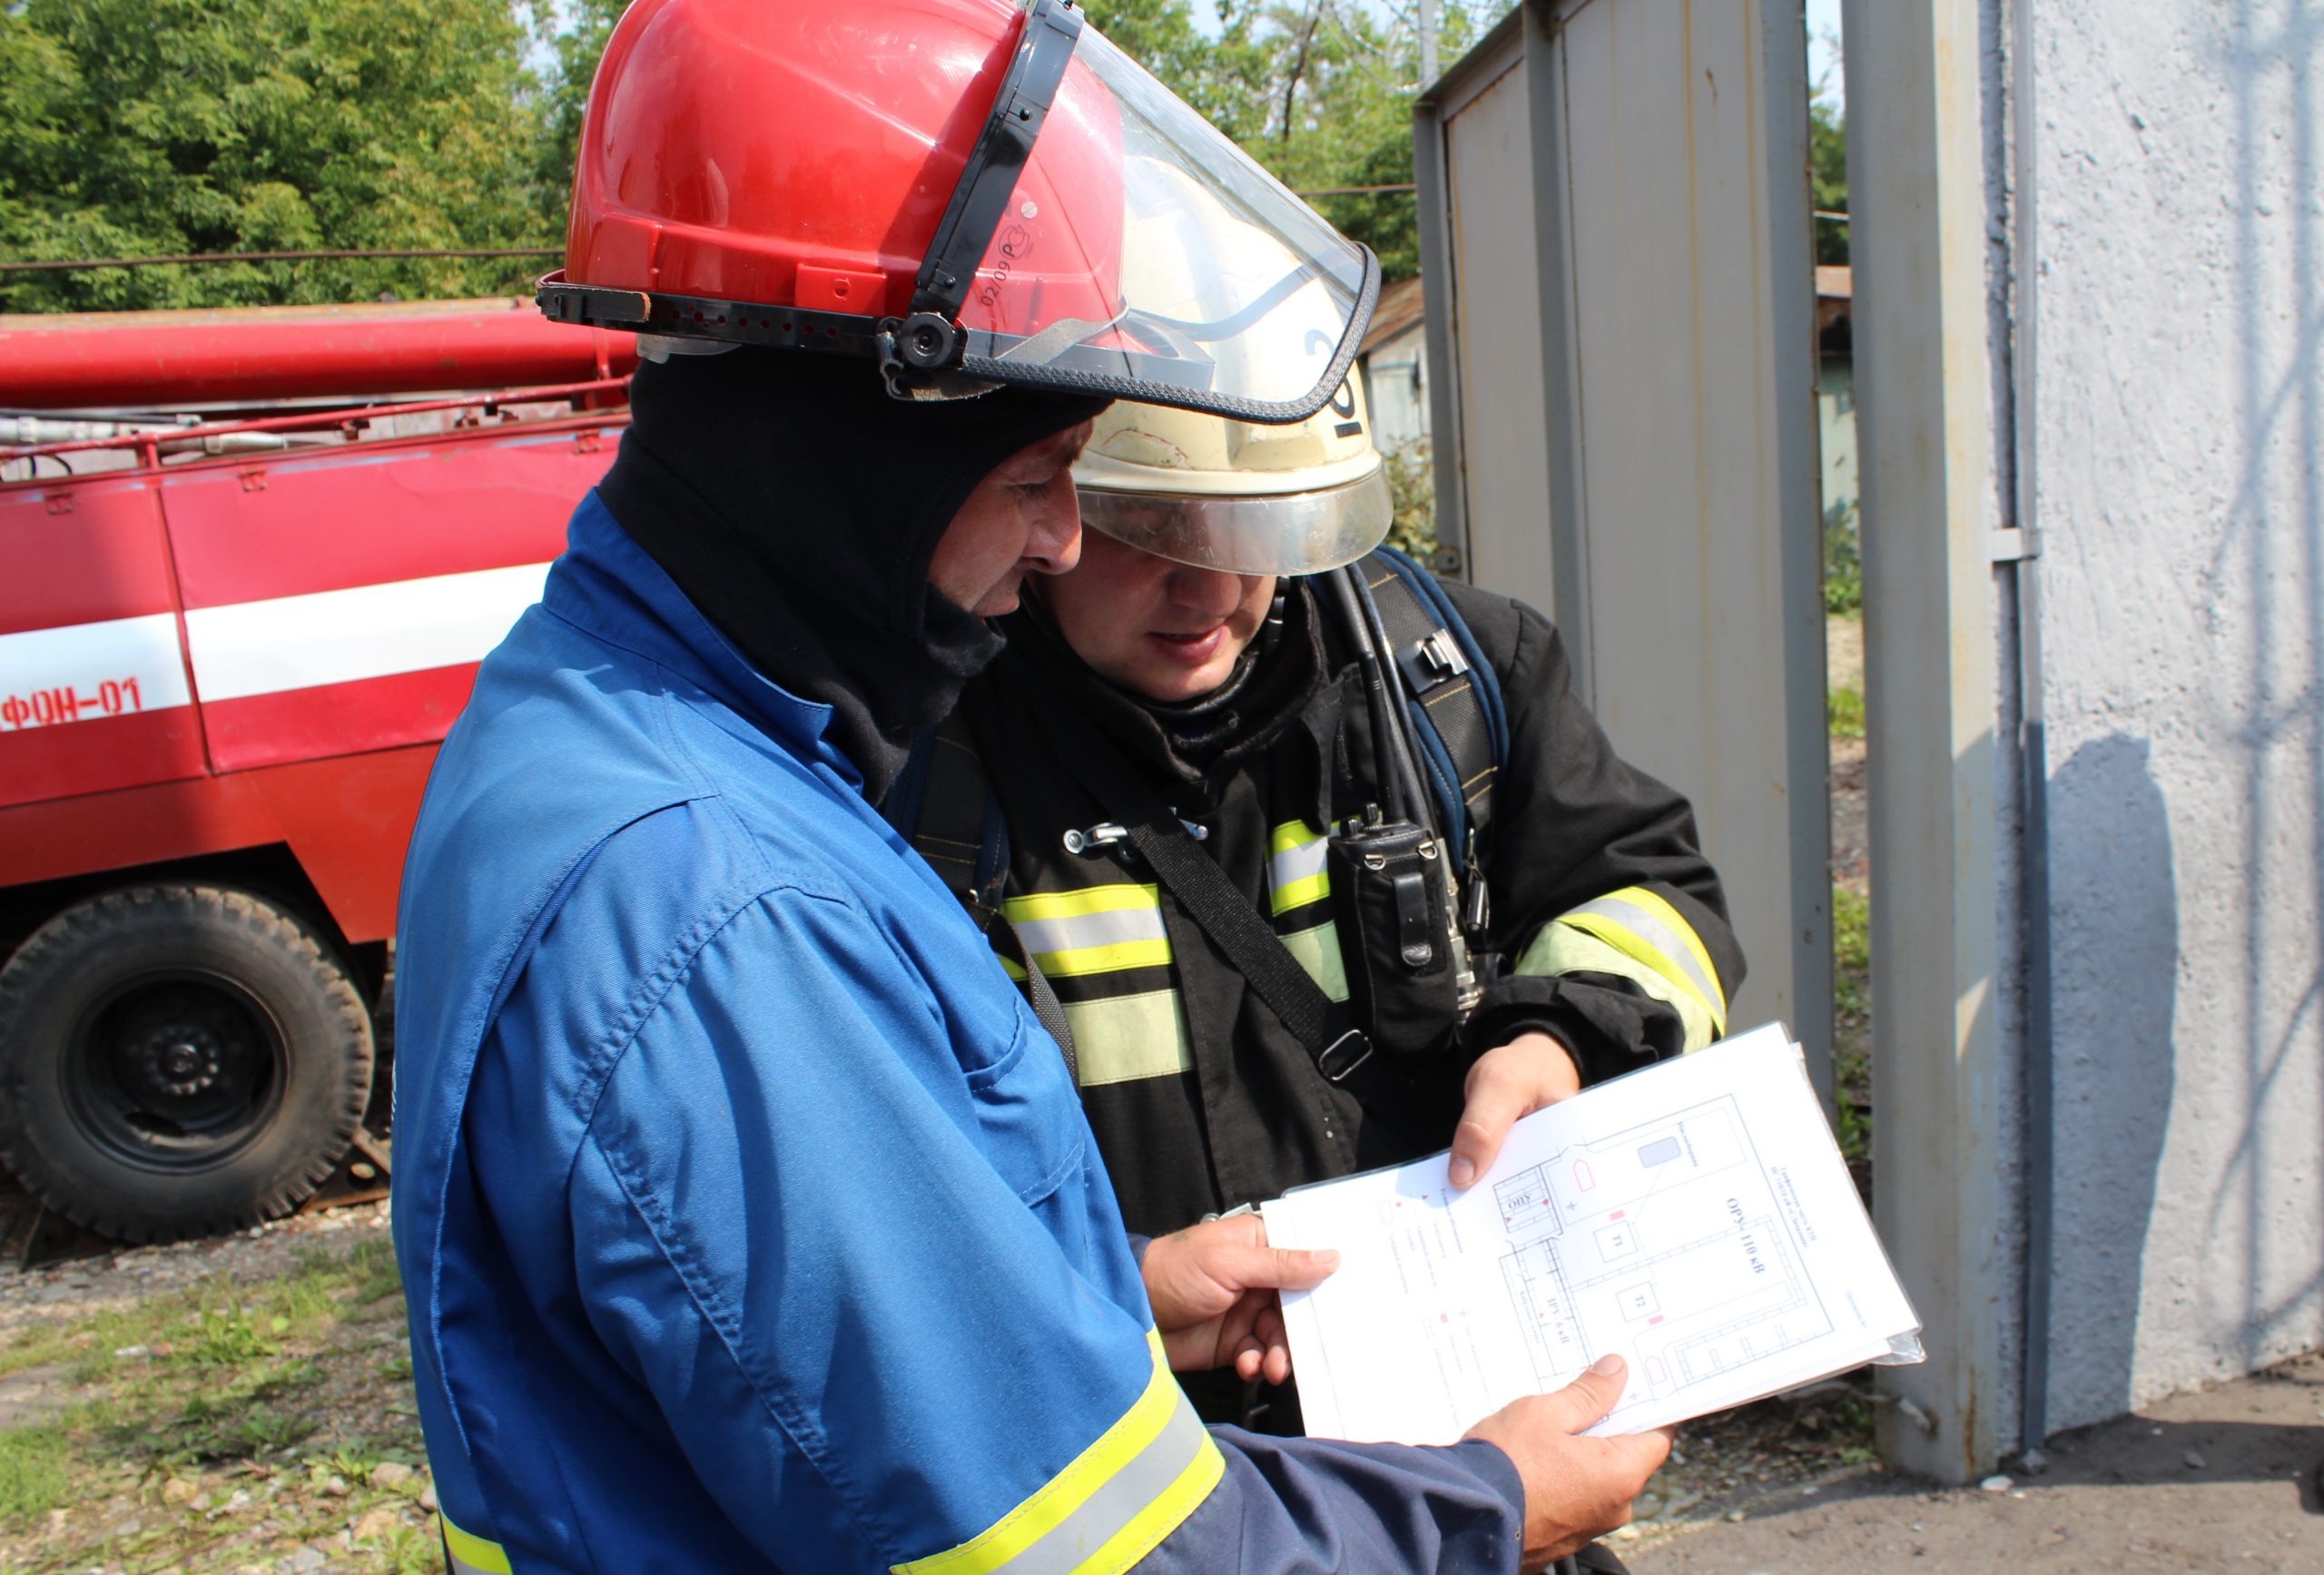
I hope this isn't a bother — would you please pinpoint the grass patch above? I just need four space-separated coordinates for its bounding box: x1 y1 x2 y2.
0 1229 434 1571
1832 883 1872 1175
0 1422 73 1518
1827 682 1865 741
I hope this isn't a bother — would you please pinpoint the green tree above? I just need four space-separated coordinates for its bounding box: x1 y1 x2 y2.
532 0 628 230
0 0 546 311
1809 34 1848 266
1083 0 1517 283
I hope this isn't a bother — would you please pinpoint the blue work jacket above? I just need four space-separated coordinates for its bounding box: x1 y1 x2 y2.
389 492 1525 1574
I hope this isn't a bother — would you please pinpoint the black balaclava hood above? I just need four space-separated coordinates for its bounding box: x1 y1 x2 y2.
597 348 1107 801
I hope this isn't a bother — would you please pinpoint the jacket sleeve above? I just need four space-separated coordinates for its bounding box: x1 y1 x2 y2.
1442 583 1747 1084
566 886 1524 1574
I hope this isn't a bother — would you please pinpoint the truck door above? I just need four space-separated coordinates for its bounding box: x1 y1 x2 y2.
156 425 613 773
0 473 206 811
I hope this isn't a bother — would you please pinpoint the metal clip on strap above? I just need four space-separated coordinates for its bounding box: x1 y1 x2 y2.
1317 1028 1374 1085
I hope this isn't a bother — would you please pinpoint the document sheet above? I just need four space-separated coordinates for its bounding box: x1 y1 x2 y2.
1262 1022 1921 1442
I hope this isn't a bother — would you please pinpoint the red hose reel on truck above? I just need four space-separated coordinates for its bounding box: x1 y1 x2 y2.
0 300 635 1245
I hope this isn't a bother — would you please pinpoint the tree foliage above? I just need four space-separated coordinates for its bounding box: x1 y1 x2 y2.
1084 0 1513 282
0 0 543 311
0 0 1542 311
1809 32 1848 266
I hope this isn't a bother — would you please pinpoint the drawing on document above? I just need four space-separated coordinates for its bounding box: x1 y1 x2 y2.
1490 1096 1831 1425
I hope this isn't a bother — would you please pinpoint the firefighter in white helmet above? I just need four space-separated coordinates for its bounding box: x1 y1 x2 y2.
901 383 1743 1574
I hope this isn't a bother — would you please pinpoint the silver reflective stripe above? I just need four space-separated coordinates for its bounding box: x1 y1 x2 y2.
1267 823 1330 914
1562 892 1725 1022
891 1334 1223 1575
983 1383 1214 1575
1008 902 1167 960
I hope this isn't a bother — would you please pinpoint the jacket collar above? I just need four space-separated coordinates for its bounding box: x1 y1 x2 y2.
543 490 866 791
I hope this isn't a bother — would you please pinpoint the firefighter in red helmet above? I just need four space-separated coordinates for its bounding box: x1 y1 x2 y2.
389 3 1669 1572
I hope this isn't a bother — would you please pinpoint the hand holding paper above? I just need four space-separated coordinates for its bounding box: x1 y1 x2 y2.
1142 1212 1341 1383
1263 1022 1923 1443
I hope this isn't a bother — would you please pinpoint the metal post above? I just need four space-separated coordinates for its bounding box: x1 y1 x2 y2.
1842 0 2008 1482
1419 0 1439 86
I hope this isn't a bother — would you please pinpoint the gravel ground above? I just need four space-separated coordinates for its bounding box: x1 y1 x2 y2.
0 1203 390 1349
0 1201 438 1575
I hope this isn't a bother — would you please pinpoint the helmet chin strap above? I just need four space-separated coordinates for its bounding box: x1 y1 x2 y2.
1261 588 1288 658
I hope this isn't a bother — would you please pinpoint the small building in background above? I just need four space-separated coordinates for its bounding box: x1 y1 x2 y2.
1357 275 1431 452
1816 264 1856 537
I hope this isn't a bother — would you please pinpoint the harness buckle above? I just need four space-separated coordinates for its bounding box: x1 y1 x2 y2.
1317 1028 1374 1085
1395 627 1471 694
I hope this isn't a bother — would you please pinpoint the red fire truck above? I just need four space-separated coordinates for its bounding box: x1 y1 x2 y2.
0 300 635 1243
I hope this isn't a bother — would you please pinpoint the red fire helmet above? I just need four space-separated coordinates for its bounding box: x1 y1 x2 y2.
539 0 1378 423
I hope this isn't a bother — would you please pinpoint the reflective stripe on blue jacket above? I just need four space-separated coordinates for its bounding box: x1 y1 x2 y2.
389 492 1526 1573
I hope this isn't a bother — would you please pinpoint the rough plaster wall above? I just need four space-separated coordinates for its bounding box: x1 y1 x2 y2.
2034 0 2324 1431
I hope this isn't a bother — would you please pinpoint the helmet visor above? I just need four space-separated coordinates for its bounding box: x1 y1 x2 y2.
1078 468 1394 576
955 21 1378 425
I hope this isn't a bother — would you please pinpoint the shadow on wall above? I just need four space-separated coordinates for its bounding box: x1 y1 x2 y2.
2220 0 2324 1374
2043 734 2177 1430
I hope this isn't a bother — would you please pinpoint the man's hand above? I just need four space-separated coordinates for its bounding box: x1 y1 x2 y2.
1446 1030 1582 1188
1141 1214 1339 1383
1464 1354 1673 1569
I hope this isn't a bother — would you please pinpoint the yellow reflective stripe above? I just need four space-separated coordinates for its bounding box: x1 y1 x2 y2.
1553 911 1723 1034
1004 887 1175 978
1064 990 1195 1086
440 1514 513 1575
1276 920 1351 1004
1607 887 1726 1015
1520 924 1719 1052
1032 939 1174 979
893 1331 1222 1575
1004 884 1162 923
1517 887 1728 1045
1266 822 1331 915
1071 1424 1224 1575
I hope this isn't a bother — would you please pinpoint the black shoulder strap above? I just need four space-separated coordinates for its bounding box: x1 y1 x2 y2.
894 710 1009 911
889 713 1078 1081
1357 549 1502 860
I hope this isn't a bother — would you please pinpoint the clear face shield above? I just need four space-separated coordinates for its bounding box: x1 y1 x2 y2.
947 17 1380 423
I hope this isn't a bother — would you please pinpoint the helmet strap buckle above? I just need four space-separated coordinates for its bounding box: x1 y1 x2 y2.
878 313 997 401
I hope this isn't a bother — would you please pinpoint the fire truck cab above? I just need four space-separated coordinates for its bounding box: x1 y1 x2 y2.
0 300 635 1242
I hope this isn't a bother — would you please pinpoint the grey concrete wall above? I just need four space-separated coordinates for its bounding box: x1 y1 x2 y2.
2033 0 2324 1431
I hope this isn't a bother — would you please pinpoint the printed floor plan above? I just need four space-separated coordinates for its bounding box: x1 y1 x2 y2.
1492 1098 1832 1428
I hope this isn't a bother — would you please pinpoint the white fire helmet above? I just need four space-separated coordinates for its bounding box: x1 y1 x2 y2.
1072 380 1393 576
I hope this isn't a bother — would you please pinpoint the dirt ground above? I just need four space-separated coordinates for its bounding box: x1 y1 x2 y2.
1649 1350 2324 1572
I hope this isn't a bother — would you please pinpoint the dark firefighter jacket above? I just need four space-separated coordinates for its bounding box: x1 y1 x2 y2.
941 570 1746 1247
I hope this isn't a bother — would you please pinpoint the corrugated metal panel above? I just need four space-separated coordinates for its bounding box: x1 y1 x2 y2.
1419 0 1831 1099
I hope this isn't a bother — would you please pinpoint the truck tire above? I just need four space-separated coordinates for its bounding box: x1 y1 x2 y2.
0 884 374 1244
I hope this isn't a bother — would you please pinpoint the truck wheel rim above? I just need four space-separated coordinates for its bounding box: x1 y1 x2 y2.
64 971 290 1173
